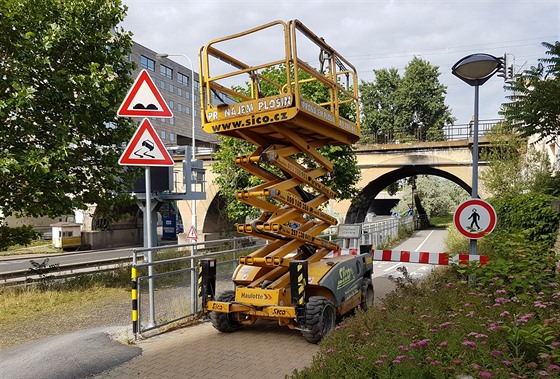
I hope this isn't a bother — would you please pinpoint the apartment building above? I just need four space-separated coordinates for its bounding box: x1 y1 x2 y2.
129 41 220 150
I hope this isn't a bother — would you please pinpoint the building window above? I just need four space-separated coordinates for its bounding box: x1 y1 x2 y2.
140 55 155 71
185 105 191 114
178 103 183 112
169 83 174 94
194 108 200 117
160 64 173 79
169 100 174 110
185 91 190 100
161 130 166 140
177 88 182 97
194 80 200 91
194 94 199 104
177 72 189 86
159 80 165 90
170 133 175 142
161 118 166 124
169 118 174 126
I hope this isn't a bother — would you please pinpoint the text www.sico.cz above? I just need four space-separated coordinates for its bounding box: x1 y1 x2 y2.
211 111 289 133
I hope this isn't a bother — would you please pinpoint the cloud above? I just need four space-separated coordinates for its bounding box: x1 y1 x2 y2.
122 0 559 124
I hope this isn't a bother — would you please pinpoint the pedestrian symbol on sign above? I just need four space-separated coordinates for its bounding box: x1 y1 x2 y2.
468 208 481 231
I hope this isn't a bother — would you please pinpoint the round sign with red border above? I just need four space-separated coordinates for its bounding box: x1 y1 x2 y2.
453 199 497 239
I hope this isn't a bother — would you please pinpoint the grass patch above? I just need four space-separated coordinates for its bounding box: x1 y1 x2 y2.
429 213 454 228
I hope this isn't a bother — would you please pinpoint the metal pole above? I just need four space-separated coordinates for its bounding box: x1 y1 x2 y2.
185 55 199 314
470 84 480 256
145 167 155 327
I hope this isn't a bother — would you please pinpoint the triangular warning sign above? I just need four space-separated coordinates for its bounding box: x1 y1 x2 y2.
187 225 198 240
119 118 174 166
117 69 173 118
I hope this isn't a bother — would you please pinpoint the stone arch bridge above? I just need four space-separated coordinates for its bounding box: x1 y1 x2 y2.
176 137 492 241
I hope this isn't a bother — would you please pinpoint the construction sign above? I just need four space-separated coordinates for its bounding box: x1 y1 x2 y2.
117 69 173 118
119 118 174 166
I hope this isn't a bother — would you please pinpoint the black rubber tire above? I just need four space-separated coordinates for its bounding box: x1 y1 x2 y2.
210 290 241 333
301 296 336 344
360 277 375 311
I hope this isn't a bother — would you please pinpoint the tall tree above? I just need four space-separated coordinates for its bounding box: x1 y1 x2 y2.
360 57 455 143
212 65 361 222
0 0 137 246
501 41 560 144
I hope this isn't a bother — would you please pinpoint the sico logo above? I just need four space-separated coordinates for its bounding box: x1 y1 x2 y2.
212 303 224 311
272 309 287 316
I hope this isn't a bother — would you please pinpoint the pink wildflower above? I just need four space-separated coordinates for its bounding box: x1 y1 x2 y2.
539 371 549 377
462 340 477 348
549 364 560 371
480 372 493 378
491 350 502 357
438 341 448 348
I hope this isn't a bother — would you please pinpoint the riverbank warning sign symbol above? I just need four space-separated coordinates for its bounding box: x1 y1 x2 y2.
117 69 173 118
453 199 497 240
119 118 174 166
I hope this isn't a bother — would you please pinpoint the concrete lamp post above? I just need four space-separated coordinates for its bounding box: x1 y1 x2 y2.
451 53 502 255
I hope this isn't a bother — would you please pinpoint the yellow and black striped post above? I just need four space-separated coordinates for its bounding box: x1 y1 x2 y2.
198 259 217 310
290 260 308 324
131 266 138 339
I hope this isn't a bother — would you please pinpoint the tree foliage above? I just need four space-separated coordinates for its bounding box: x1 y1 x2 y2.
0 0 137 247
480 123 554 198
501 41 560 144
392 176 468 218
360 57 455 143
212 65 361 222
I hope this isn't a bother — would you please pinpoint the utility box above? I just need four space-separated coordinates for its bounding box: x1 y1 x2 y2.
51 222 82 249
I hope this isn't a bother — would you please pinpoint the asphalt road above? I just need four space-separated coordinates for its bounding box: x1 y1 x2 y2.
0 247 136 274
372 228 448 280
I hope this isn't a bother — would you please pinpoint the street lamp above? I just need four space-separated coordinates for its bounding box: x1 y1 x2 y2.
156 53 197 234
452 53 502 255
156 52 198 312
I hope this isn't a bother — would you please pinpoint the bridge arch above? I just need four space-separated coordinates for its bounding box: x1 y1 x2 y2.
345 165 472 224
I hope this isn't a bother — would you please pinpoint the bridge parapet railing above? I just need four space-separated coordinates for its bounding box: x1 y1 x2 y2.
357 119 502 145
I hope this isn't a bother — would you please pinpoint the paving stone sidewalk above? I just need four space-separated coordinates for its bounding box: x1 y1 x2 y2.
93 278 395 379
94 321 319 379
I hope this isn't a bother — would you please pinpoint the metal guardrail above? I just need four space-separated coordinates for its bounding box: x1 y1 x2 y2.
357 119 501 145
131 236 265 337
0 257 133 285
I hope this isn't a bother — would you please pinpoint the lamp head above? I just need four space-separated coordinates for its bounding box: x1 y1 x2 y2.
452 53 503 86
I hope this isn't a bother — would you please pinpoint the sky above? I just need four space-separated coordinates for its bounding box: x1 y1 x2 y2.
121 0 560 125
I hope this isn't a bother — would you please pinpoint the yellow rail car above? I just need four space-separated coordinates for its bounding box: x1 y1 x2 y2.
198 20 373 343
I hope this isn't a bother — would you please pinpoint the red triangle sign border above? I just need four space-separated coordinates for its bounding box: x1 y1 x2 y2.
119 118 174 166
117 69 173 118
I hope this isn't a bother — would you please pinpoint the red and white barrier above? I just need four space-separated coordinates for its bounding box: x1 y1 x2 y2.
372 249 489 266
325 248 358 258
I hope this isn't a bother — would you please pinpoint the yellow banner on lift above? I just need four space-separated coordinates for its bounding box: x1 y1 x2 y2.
235 287 280 306
203 107 298 134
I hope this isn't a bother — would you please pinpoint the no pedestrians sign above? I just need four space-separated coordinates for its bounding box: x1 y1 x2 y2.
453 199 497 240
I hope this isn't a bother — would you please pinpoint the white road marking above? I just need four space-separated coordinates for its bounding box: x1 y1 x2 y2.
414 230 435 252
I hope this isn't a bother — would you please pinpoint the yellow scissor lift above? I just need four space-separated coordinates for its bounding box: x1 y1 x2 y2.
197 20 374 343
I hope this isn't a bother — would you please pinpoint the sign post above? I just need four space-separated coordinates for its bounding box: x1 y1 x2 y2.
118 70 173 327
